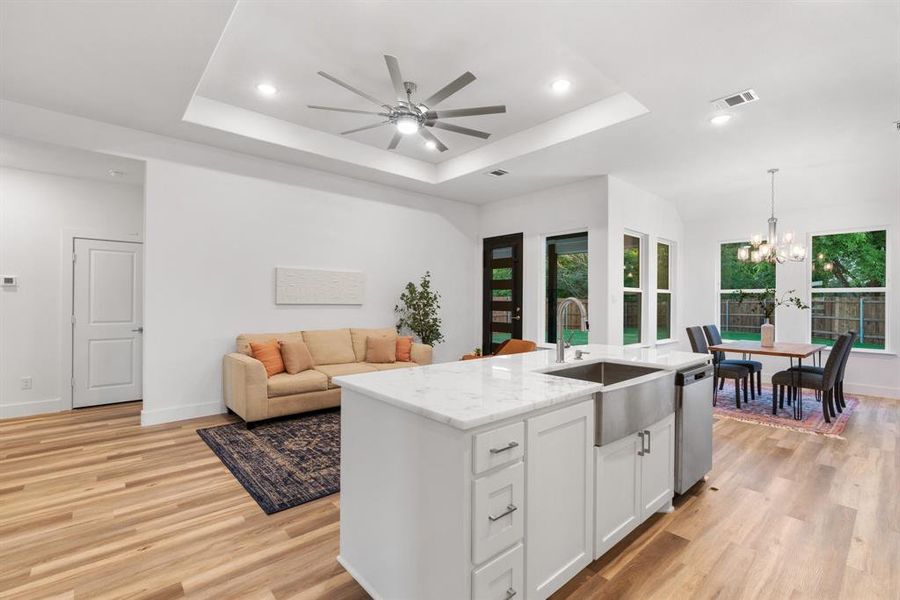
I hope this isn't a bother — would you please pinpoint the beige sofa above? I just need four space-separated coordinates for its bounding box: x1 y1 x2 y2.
223 327 432 423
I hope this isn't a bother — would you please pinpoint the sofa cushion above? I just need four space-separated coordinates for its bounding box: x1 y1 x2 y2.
350 328 397 362
249 340 285 377
267 370 329 398
313 362 378 387
280 339 314 374
302 328 355 365
367 361 418 371
396 336 413 362
236 331 304 356
366 336 396 363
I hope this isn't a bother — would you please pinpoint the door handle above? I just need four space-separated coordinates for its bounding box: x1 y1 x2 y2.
637 431 645 456
132 327 143 333
511 307 521 321
645 429 651 454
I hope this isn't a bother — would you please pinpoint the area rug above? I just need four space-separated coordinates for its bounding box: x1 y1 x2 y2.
197 408 340 514
713 385 858 437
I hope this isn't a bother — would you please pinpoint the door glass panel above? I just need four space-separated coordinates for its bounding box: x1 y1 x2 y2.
546 232 588 344
624 292 642 344
492 247 513 260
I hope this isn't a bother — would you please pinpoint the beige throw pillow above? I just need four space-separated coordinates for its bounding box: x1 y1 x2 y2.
366 336 396 363
280 339 314 374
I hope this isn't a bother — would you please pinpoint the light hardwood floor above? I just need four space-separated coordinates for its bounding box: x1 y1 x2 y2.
1 395 897 600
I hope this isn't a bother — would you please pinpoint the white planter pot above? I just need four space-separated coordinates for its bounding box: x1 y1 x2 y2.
761 320 775 347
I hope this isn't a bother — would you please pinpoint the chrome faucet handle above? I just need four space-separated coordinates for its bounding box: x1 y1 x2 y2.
574 349 590 360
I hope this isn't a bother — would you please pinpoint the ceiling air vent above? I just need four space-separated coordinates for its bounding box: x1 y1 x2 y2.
487 169 509 177
711 89 759 111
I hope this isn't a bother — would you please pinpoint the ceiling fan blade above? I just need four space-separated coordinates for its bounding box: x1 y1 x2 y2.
387 132 402 150
422 71 476 107
426 105 507 119
308 105 388 116
418 127 448 152
341 121 388 135
427 121 491 139
318 71 391 108
384 55 406 100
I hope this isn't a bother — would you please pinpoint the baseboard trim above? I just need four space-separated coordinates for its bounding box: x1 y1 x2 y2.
140 400 225 427
842 382 900 400
0 397 65 419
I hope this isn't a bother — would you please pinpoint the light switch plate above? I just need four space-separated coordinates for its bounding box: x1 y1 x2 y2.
21 377 32 390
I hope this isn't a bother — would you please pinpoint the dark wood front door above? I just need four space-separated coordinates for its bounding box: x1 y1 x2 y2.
482 233 524 353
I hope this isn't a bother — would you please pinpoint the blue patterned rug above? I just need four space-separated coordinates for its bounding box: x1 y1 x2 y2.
197 408 340 514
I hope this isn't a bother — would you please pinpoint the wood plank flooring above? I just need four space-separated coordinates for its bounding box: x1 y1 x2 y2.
1 394 897 599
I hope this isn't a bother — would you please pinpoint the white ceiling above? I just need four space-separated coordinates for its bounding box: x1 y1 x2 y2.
0 136 144 186
0 1 897 217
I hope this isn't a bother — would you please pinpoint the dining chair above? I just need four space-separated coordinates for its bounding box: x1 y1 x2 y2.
702 324 763 399
687 326 750 408
785 331 857 413
771 333 851 423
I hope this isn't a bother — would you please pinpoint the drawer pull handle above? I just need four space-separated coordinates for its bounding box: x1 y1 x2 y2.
488 503 518 522
505 588 517 599
489 441 519 454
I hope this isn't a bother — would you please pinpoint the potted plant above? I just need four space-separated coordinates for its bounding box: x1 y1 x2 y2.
395 271 445 347
732 287 809 347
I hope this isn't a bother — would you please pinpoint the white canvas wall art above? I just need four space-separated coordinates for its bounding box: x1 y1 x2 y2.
275 267 365 305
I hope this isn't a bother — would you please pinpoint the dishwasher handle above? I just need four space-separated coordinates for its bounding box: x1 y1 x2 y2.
676 364 714 386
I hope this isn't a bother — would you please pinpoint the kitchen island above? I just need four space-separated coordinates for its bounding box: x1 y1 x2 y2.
333 344 709 600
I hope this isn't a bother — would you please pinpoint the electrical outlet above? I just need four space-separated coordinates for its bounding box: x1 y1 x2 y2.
21 377 32 390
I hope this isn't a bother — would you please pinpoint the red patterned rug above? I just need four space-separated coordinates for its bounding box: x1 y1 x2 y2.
712 384 858 437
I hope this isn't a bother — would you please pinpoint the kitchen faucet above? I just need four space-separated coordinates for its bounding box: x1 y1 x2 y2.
556 297 588 363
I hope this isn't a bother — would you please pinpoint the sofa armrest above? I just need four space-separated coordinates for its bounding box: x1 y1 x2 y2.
222 352 269 422
410 343 433 365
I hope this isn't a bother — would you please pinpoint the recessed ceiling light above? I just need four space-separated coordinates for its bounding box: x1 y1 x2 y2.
424 140 437 151
551 79 572 94
107 169 125 177
710 113 732 126
256 82 278 96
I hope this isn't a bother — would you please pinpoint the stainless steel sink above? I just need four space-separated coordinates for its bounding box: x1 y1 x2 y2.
547 361 676 446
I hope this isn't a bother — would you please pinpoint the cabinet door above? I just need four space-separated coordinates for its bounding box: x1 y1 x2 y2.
526 399 593 600
472 543 523 600
640 413 675 519
594 433 642 559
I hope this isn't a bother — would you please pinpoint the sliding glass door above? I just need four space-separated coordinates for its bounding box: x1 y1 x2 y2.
546 232 588 344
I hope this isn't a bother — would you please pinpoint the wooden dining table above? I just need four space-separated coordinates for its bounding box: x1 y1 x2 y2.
707 341 827 420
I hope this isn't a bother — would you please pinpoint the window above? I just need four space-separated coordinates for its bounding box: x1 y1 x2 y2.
657 241 672 341
623 234 642 344
811 230 887 350
546 232 588 344
719 241 776 341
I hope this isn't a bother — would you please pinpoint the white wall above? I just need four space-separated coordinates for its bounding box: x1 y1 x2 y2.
682 199 900 399
142 159 478 425
479 178 609 346
0 167 143 417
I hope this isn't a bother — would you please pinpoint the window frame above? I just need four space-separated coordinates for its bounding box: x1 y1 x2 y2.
716 238 777 342
656 239 674 343
806 227 891 354
623 231 646 346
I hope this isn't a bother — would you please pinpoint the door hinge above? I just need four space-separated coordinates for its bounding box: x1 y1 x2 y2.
71 314 76 325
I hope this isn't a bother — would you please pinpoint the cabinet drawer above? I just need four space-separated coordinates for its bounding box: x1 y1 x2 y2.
473 421 525 475
473 461 524 564
472 543 523 600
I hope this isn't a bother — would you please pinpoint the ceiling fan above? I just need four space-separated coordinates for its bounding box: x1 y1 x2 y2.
308 55 507 152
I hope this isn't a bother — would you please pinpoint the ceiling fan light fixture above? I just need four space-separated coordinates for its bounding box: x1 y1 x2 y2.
256 82 278 96
396 115 419 135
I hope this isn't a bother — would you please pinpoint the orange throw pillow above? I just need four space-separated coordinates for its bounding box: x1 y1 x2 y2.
249 340 285 377
396 336 413 362
279 339 314 374
366 336 396 363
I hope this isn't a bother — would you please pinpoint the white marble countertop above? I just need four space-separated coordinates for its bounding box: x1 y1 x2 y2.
333 344 709 431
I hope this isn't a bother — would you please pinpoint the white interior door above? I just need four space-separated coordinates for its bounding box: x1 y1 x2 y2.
73 238 143 408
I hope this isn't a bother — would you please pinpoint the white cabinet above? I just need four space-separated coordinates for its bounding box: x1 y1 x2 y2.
526 400 594 600
594 413 675 559
473 462 525 564
472 543 523 600
640 414 674 518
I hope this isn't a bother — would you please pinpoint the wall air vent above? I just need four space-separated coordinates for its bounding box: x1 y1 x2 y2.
487 169 509 177
711 89 759 111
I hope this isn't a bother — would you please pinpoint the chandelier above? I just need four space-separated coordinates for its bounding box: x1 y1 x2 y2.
737 168 806 264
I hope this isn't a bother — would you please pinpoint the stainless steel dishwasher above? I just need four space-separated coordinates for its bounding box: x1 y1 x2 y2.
674 363 714 494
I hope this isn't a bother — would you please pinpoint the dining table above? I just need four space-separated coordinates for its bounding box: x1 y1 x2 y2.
707 341 827 420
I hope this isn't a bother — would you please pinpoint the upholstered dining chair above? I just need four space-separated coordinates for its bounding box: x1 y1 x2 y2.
687 326 750 407
771 333 852 423
462 338 537 360
785 331 857 413
703 324 764 399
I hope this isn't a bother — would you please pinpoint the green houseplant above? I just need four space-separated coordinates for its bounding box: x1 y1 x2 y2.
395 271 445 347
732 287 809 347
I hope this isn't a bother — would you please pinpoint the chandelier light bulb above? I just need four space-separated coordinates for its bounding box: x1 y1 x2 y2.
758 242 771 257
790 245 806 261
395 115 420 135
737 246 751 261
750 249 762 263
751 233 764 246
782 231 794 244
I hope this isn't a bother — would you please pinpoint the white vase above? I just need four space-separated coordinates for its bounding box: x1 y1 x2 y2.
761 319 775 347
